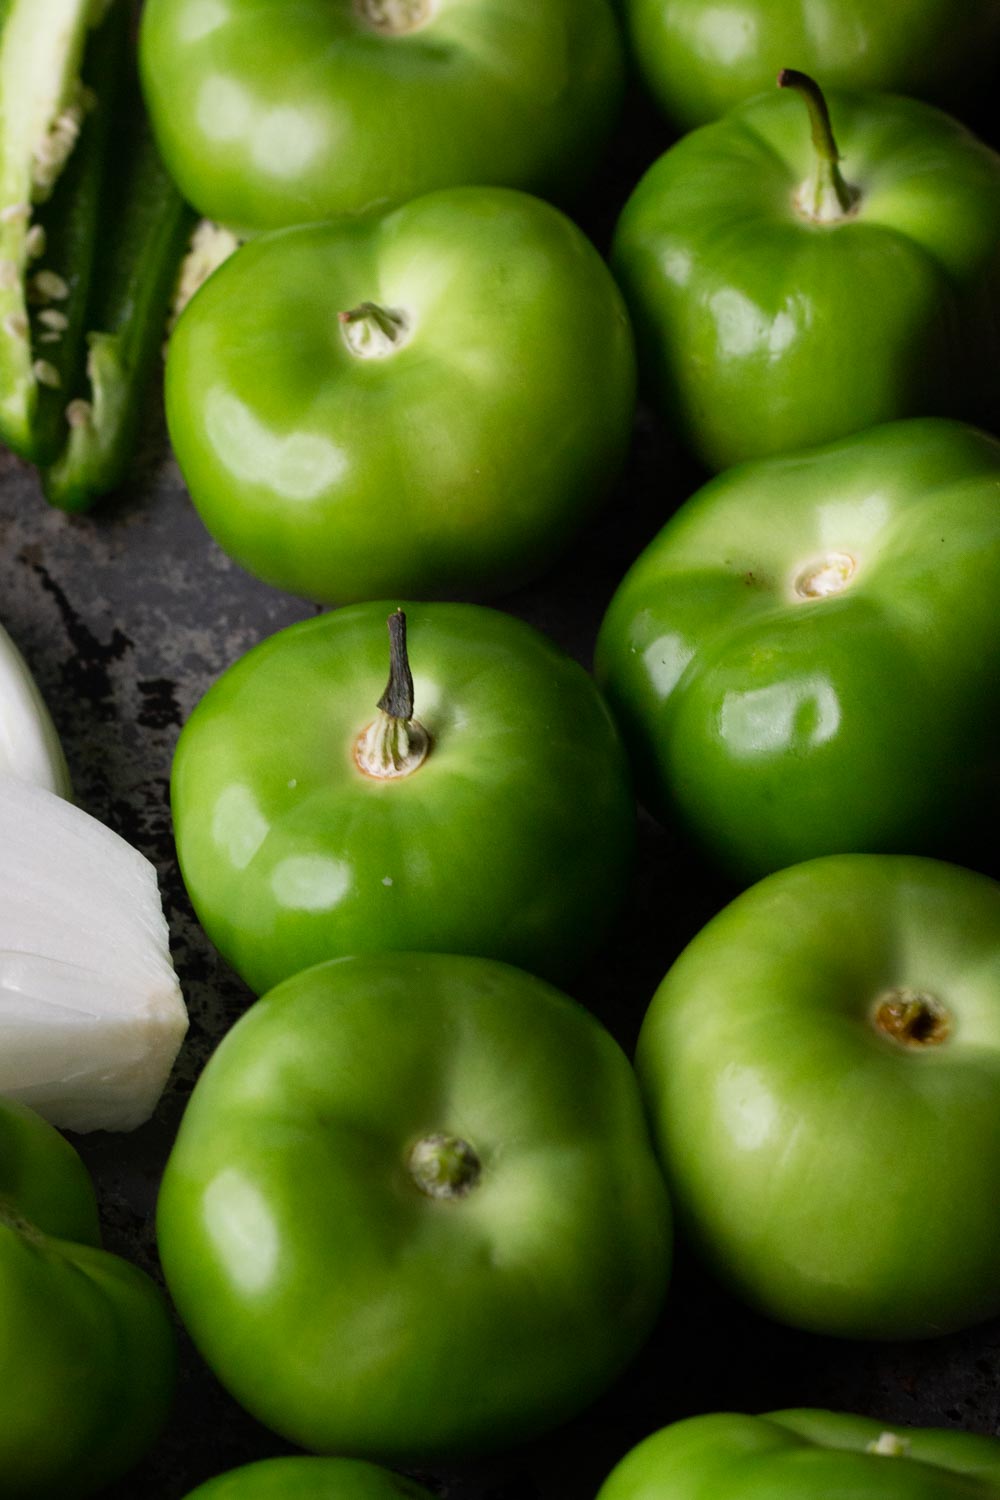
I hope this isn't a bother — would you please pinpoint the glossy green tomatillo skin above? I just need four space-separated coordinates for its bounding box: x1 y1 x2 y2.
596 419 1000 882
157 952 671 1459
171 601 635 995
0 1096 176 1499
181 1457 434 1499
597 1409 1000 1498
623 0 1000 130
166 187 635 604
139 0 624 233
613 84 1000 471
638 855 1000 1340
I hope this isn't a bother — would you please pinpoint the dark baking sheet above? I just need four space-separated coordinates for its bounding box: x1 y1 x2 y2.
3 80 1000 1500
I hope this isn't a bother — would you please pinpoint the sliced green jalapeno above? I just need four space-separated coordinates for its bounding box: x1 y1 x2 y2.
1 0 193 509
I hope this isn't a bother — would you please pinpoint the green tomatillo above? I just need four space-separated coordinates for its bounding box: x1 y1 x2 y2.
595 418 1000 882
597 1409 1000 1498
622 0 1000 130
171 602 636 995
638 854 1000 1340
0 1095 175 1499
139 0 625 232
157 952 671 1459
180 1457 435 1499
613 73 1000 471
165 186 636 604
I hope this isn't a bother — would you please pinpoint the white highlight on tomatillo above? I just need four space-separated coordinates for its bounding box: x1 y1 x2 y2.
205 387 349 500
202 1169 280 1295
270 853 352 912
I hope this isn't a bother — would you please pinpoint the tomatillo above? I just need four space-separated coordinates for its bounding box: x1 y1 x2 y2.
165 187 636 603
613 73 1000 470
171 602 635 995
595 418 1000 881
622 0 1000 130
181 1458 434 1499
0 1096 175 1499
157 952 671 1459
597 1410 1000 1498
139 0 624 231
638 854 1000 1340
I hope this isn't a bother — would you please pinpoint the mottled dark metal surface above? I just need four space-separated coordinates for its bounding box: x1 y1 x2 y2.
3 86 1000 1500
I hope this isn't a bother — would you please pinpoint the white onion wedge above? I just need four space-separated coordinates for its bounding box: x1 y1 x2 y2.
0 619 71 796
0 773 188 1132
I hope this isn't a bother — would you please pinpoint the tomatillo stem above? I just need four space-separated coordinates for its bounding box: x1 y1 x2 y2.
408 1133 481 1200
338 300 409 358
354 0 433 34
868 1432 911 1458
793 551 856 600
354 609 431 779
872 988 950 1048
778 68 859 223
378 607 414 720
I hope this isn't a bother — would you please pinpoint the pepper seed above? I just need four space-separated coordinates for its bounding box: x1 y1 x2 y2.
30 270 70 301
32 359 61 388
66 398 93 429
26 225 46 260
